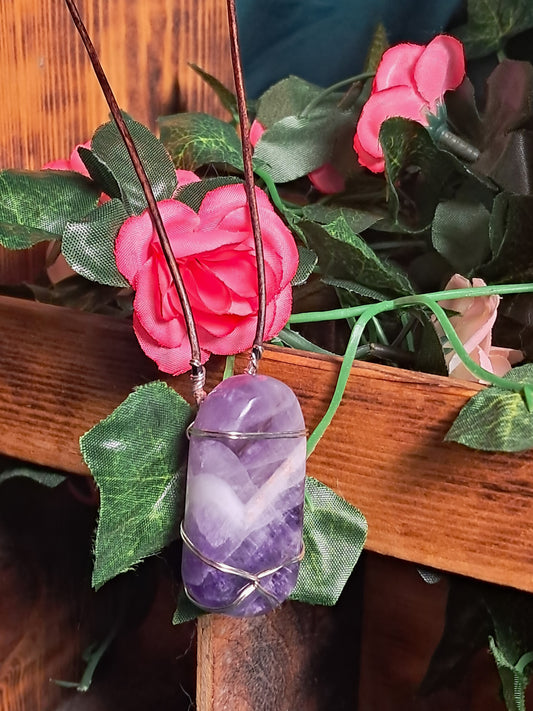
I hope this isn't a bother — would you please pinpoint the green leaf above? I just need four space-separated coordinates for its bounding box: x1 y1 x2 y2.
0 466 66 488
489 638 531 711
0 170 99 249
454 0 533 59
255 76 330 128
432 200 491 275
300 203 381 235
478 193 533 283
321 274 390 303
445 364 533 451
277 327 336 356
62 199 129 287
158 112 244 172
475 60 533 191
172 588 205 625
380 118 462 231
302 215 413 298
80 381 193 589
253 105 355 183
91 116 177 216
188 64 238 121
292 245 317 286
486 587 533 711
78 147 122 200
289 476 367 606
363 23 389 73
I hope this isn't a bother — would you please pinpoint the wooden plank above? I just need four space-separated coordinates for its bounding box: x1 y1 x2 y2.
197 588 361 711
0 295 532 594
0 0 233 282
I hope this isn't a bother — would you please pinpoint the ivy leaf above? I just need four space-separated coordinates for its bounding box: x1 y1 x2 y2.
0 466 66 488
486 587 533 711
302 215 413 298
289 476 367 606
489 639 532 711
380 118 462 231
80 381 193 590
445 364 533 451
188 64 238 121
477 193 533 283
454 0 533 59
0 170 99 249
91 116 177 216
158 112 244 172
62 199 129 287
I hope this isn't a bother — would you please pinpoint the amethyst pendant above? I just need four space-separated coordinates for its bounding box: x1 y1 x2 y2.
181 373 306 617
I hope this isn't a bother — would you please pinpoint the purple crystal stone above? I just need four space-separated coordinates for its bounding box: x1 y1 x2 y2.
181 373 306 617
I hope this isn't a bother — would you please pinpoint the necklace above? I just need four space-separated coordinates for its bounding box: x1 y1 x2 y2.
65 0 307 617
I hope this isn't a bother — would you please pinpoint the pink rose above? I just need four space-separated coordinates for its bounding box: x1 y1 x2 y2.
250 120 345 194
353 35 465 173
435 274 523 383
114 174 298 375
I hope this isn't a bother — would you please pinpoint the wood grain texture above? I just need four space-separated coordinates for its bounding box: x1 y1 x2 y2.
0 0 232 170
0 0 233 281
0 296 532 595
197 584 362 711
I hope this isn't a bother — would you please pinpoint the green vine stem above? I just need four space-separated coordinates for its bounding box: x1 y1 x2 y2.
516 650 533 675
296 283 533 457
301 72 375 117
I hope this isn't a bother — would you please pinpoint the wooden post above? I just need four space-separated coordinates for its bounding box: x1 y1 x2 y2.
0 0 232 281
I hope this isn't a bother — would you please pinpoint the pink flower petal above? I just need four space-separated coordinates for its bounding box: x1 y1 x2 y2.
114 200 199 286
133 257 189 348
414 35 465 110
69 142 91 177
308 163 345 194
250 120 266 146
176 169 201 187
133 313 210 375
373 43 424 92
353 86 428 171
436 274 523 382
353 133 385 173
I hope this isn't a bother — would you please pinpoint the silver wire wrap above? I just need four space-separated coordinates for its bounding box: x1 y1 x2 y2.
246 344 263 375
187 423 308 440
180 523 305 613
189 360 207 406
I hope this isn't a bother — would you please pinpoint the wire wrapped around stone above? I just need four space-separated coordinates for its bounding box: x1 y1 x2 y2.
181 523 305 613
180 373 307 617
187 425 308 440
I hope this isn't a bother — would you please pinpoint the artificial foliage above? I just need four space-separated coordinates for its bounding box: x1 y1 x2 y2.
1 0 533 705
